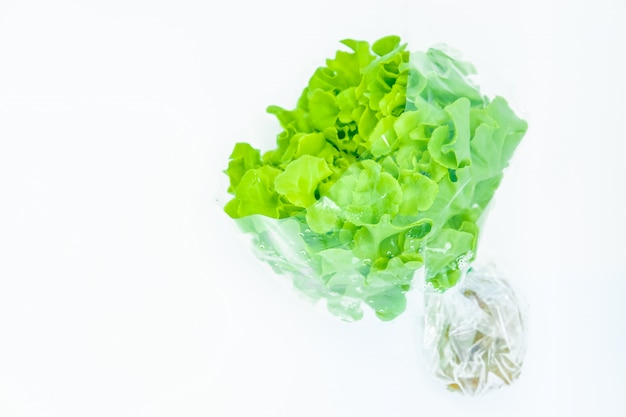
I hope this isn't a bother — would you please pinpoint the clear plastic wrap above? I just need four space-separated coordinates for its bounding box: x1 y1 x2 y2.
222 35 528 393
421 262 528 395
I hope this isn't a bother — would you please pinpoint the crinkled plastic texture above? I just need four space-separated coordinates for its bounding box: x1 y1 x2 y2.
421 262 528 395
234 214 377 322
223 35 527 322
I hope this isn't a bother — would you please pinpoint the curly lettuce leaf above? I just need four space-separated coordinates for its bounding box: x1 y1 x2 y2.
274 155 332 208
225 166 284 219
225 143 262 192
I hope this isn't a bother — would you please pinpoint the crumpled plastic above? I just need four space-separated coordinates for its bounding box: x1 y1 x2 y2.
421 262 528 395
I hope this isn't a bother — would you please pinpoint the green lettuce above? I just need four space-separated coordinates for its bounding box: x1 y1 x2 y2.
224 36 527 321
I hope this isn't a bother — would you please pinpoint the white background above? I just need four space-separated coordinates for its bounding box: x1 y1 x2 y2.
1 0 625 416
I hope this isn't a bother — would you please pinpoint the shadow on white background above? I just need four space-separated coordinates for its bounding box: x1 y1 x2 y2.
0 0 625 416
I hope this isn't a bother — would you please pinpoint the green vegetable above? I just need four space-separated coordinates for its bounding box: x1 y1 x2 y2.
224 36 527 321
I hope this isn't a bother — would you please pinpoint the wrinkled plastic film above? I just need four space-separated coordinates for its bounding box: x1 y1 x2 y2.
406 46 527 290
421 262 528 395
234 213 374 321
404 47 530 395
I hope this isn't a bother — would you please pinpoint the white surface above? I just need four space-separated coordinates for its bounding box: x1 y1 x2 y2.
1 0 625 416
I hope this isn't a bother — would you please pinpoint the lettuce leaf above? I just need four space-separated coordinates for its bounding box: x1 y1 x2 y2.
274 155 332 208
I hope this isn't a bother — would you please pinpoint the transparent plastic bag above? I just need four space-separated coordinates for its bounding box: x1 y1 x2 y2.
421 261 528 395
222 35 528 393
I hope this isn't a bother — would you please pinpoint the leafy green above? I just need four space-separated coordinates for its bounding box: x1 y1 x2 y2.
224 166 283 219
274 155 332 208
224 36 527 320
